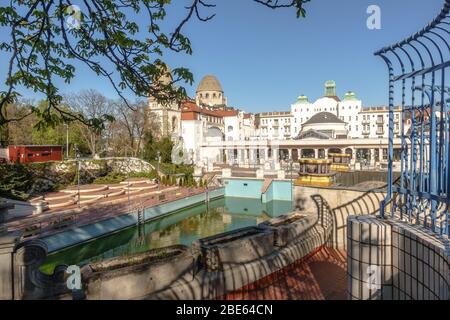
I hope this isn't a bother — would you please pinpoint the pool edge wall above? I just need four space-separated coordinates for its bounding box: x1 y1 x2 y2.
41 188 225 253
223 178 292 203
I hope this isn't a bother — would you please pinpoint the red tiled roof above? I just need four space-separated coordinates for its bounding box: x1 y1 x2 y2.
181 100 238 118
217 110 239 117
181 112 198 121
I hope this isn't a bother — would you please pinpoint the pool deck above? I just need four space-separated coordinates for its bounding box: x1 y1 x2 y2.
220 247 347 300
3 186 220 240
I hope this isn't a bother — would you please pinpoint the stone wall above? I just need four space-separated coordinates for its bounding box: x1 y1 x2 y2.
334 171 400 187
0 237 70 300
294 185 386 249
81 245 193 300
55 157 155 175
347 215 450 300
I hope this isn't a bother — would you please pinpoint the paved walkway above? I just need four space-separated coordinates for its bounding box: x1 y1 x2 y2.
3 186 214 239
221 247 347 300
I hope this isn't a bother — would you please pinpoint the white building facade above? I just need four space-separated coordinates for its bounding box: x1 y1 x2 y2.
290 81 364 139
170 76 408 169
256 112 294 140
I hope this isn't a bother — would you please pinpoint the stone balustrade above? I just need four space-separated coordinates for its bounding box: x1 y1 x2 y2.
0 201 14 225
81 245 193 300
192 227 274 272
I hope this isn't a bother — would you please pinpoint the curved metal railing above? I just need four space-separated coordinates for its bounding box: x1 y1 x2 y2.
376 0 450 236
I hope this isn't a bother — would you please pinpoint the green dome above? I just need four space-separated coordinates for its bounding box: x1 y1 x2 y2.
295 94 309 103
343 91 358 101
324 80 337 97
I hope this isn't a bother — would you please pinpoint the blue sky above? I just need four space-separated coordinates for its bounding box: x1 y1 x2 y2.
0 0 444 113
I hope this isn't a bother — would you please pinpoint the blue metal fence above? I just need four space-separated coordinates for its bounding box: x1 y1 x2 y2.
377 0 450 236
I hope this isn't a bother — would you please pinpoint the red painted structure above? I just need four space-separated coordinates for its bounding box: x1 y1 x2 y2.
6 145 63 164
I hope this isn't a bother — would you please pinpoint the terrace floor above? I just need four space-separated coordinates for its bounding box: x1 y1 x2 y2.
221 247 347 300
2 185 212 239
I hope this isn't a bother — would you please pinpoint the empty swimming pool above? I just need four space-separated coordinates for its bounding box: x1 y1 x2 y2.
40 197 293 274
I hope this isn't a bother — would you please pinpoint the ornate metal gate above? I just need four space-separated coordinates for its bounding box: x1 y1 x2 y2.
377 1 450 235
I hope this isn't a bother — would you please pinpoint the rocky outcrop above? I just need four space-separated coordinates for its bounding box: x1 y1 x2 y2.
54 157 155 175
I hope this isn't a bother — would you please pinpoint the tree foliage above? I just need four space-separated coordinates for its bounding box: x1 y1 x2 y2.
143 134 173 163
0 0 309 128
0 100 90 154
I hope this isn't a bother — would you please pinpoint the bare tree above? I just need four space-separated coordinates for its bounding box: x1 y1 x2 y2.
65 90 112 157
1 102 35 145
112 99 151 157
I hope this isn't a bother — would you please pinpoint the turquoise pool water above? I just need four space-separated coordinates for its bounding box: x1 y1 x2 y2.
40 197 292 274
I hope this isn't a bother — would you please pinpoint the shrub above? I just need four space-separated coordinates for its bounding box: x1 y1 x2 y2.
93 172 126 184
128 170 158 180
0 164 33 200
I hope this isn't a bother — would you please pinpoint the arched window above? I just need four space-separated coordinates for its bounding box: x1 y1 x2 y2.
228 125 233 133
213 93 216 98
206 93 209 98
172 116 178 131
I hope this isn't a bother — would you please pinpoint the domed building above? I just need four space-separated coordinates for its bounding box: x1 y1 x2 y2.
295 95 309 104
147 66 182 139
296 112 348 140
195 75 227 106
291 80 363 138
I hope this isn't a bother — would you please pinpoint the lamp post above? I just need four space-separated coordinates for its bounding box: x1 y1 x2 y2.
127 168 130 207
288 155 294 207
156 151 161 171
284 154 294 208
64 123 69 159
74 144 81 208
156 151 161 189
